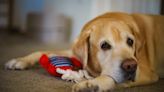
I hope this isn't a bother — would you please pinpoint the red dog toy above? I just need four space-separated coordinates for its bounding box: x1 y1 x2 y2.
39 54 82 77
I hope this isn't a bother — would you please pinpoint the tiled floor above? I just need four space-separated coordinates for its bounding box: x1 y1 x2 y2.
0 32 164 92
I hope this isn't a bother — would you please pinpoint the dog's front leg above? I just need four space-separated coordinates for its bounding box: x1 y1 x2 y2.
72 75 115 92
5 50 72 70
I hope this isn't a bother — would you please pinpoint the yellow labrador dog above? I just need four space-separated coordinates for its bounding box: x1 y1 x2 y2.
5 12 164 92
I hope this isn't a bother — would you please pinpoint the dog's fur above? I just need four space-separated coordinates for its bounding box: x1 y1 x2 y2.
5 12 164 92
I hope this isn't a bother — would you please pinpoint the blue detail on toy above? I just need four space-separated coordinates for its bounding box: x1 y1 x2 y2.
50 56 73 67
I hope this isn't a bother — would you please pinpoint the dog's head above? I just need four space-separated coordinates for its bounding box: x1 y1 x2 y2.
73 13 143 83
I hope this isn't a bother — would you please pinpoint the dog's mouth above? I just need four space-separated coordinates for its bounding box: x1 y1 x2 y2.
106 69 136 83
124 71 136 82
101 59 137 83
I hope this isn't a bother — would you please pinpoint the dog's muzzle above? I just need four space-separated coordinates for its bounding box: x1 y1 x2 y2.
121 58 137 81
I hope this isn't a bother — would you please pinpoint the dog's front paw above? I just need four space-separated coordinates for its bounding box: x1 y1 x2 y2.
5 59 29 70
72 75 115 92
72 80 100 92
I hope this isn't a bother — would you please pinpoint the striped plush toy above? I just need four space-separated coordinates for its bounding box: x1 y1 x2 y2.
39 54 84 82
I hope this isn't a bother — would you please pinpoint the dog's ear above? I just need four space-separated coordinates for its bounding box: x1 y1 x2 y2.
131 24 144 59
129 15 145 59
72 25 102 77
72 28 92 68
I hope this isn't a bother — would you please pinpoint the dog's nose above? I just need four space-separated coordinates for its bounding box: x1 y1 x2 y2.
121 58 137 74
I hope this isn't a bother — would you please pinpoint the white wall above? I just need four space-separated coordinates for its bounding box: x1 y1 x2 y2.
44 0 92 41
13 0 161 42
43 0 161 42
91 0 161 18
13 0 92 42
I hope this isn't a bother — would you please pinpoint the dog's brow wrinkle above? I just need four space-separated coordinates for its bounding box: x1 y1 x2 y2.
111 27 121 42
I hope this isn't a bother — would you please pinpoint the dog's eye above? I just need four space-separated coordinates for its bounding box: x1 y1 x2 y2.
127 37 133 47
101 41 112 50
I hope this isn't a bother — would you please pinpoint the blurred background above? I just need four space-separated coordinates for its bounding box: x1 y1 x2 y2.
0 0 163 46
0 1 164 92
